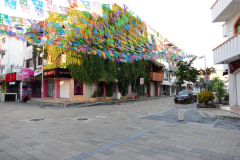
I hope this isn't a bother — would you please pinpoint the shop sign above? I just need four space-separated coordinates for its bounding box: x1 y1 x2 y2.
9 81 16 85
230 59 240 73
34 67 43 76
6 72 16 82
44 68 71 78
0 74 6 81
18 68 34 79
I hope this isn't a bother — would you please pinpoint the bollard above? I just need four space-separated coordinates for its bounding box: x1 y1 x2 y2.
178 110 184 121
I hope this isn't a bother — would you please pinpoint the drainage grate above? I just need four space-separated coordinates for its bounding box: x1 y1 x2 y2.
30 118 45 122
76 118 88 121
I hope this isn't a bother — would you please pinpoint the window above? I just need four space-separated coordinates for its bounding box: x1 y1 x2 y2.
38 57 42 66
2 38 6 43
26 59 33 68
1 68 4 74
235 19 240 34
74 80 83 95
47 80 54 97
27 41 31 47
1 52 5 59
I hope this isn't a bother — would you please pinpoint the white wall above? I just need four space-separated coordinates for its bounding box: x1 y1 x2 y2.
223 12 240 38
0 36 25 74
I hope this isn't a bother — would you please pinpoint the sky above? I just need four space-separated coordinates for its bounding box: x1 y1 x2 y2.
0 0 226 71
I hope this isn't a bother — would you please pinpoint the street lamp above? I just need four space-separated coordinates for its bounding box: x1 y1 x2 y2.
36 47 45 108
199 55 207 90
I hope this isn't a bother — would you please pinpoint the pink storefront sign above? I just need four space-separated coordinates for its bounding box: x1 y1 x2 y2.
18 68 34 79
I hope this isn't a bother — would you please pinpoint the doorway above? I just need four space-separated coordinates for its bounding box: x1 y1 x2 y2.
236 71 240 106
60 79 70 98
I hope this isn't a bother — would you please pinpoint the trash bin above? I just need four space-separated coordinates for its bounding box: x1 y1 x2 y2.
178 110 184 121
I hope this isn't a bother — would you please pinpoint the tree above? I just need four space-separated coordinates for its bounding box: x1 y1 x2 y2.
212 77 226 104
174 58 200 92
200 67 216 76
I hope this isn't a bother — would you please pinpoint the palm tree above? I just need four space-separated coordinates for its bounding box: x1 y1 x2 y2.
200 67 216 76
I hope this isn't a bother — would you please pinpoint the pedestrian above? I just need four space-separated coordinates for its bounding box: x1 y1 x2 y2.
117 90 121 105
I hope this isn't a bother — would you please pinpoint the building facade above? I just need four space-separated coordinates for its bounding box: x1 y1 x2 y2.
0 36 24 101
211 0 240 107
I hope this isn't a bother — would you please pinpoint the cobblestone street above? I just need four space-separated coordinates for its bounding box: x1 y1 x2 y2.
0 97 240 160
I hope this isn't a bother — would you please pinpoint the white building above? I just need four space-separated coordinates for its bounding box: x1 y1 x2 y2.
0 36 25 101
158 59 178 96
211 0 240 107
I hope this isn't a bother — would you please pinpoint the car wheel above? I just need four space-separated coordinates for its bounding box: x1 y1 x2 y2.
174 100 178 104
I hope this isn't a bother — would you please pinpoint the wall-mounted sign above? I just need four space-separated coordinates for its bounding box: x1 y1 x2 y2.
34 67 43 76
44 68 71 78
140 78 144 85
6 72 16 82
230 59 240 73
9 81 16 85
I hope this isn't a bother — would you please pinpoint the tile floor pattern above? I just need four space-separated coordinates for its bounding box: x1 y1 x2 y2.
0 98 239 160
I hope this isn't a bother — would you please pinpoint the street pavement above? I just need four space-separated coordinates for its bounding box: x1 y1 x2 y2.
0 97 240 160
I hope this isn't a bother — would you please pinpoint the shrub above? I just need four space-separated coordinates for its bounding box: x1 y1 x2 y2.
92 89 98 98
106 83 113 97
224 93 229 101
197 90 215 104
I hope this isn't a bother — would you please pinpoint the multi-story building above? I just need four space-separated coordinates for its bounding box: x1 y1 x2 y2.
158 59 178 96
211 0 240 107
0 36 24 101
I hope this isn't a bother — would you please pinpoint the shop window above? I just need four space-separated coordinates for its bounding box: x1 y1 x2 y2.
26 59 33 68
38 57 42 66
235 19 240 34
74 80 83 95
47 80 54 97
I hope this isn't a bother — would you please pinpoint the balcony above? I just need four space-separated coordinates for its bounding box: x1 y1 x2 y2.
213 33 240 64
211 0 240 22
150 72 163 82
169 65 177 72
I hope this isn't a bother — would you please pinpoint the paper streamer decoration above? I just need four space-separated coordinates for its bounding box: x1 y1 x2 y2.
82 1 91 10
59 6 69 15
5 0 17 10
19 0 28 7
20 3 31 14
67 0 77 8
31 0 43 11
47 2 57 13
45 0 52 4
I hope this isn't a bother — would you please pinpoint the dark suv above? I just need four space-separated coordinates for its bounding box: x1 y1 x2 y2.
174 90 197 103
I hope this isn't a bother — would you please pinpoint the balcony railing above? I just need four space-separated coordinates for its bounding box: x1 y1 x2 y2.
150 72 163 82
211 0 240 22
213 32 240 64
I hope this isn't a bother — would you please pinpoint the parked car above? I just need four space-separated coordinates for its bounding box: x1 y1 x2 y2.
174 90 197 103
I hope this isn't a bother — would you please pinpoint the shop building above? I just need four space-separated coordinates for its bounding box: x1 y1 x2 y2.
211 0 240 107
0 36 25 101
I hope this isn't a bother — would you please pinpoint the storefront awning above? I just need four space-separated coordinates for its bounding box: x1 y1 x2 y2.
18 68 34 79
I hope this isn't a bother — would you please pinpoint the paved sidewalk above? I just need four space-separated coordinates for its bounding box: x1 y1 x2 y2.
0 97 240 160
